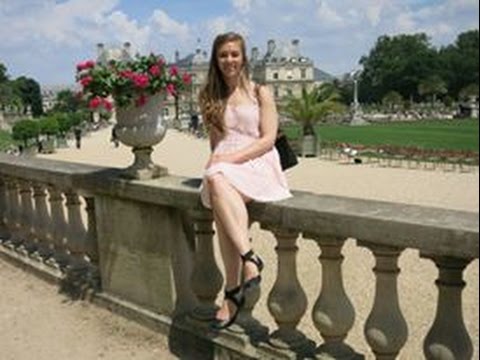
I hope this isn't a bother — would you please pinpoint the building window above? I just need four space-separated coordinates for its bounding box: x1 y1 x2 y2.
286 70 293 80
301 69 307 79
274 86 279 98
287 89 293 97
163 108 170 117
273 72 279 80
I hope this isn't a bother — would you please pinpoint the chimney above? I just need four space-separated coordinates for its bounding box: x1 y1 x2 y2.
292 39 300 57
96 43 105 57
175 50 180 63
122 42 132 61
251 47 259 61
267 39 276 55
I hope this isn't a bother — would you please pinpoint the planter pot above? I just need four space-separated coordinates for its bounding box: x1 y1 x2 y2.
301 134 318 157
115 94 168 180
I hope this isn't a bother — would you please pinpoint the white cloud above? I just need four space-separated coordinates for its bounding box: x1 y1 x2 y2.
232 0 252 14
151 9 190 40
315 0 345 27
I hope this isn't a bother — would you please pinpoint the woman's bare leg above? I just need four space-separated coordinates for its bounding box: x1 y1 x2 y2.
214 211 241 321
208 173 260 320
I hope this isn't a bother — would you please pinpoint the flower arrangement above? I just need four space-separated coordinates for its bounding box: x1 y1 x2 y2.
76 53 192 111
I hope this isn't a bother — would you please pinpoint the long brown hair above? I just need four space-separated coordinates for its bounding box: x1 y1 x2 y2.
199 32 250 137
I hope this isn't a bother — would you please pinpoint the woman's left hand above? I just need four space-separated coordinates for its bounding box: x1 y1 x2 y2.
207 153 238 167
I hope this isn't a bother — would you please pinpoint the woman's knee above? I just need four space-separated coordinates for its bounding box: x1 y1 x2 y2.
206 173 226 196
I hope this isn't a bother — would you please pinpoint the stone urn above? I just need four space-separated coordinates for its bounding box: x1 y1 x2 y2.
114 94 168 180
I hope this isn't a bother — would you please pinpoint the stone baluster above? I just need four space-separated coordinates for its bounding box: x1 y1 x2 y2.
17 180 36 254
189 210 223 320
83 196 98 264
421 255 473 360
359 242 408 359
308 235 358 359
0 178 10 240
265 227 310 352
31 183 53 260
3 178 21 245
47 186 68 267
64 190 88 259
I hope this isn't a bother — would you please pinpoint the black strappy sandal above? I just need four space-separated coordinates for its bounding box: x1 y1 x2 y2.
210 285 245 330
241 250 264 290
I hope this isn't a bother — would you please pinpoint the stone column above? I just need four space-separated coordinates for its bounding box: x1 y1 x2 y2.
421 255 473 360
0 178 10 240
83 197 98 264
46 186 68 268
17 180 35 254
265 227 310 351
359 242 408 359
308 235 358 359
189 210 223 321
4 178 21 245
31 183 53 260
64 190 87 258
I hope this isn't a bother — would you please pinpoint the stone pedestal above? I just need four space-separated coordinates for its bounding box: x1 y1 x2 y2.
95 195 195 316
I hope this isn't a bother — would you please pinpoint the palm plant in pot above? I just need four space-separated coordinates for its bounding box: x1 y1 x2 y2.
283 83 345 157
76 53 192 179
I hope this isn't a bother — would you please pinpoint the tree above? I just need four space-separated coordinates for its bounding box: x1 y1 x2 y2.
12 119 39 148
283 84 345 134
382 91 404 111
38 116 60 139
0 63 8 83
359 33 439 103
52 89 83 113
418 75 447 105
13 76 44 117
459 84 479 101
439 30 479 99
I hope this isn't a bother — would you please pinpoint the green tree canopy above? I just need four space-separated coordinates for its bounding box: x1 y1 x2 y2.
0 63 8 83
382 91 404 111
359 33 439 103
52 89 83 113
439 30 479 99
12 119 39 147
38 116 60 137
13 76 43 117
418 75 447 104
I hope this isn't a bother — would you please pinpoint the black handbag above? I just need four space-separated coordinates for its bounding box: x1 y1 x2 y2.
275 131 298 171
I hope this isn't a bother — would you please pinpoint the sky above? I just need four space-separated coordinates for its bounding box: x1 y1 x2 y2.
0 0 478 88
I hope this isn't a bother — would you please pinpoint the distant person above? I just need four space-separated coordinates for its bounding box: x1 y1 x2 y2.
74 127 82 149
111 127 119 148
189 113 199 134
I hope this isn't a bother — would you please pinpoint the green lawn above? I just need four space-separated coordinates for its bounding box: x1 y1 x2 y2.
282 119 479 152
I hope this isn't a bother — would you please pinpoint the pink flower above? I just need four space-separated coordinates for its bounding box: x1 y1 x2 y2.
149 65 161 76
132 73 149 89
166 83 176 96
80 76 93 87
182 73 192 85
157 57 165 67
89 96 103 109
103 99 113 112
169 66 179 77
119 70 134 79
76 60 95 72
135 94 148 107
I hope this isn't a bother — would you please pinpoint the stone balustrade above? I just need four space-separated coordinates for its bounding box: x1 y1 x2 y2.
0 153 478 359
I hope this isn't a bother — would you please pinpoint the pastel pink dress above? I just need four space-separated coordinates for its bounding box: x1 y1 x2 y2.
200 95 293 209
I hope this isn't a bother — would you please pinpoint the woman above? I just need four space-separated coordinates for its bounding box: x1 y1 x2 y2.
199 32 292 329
